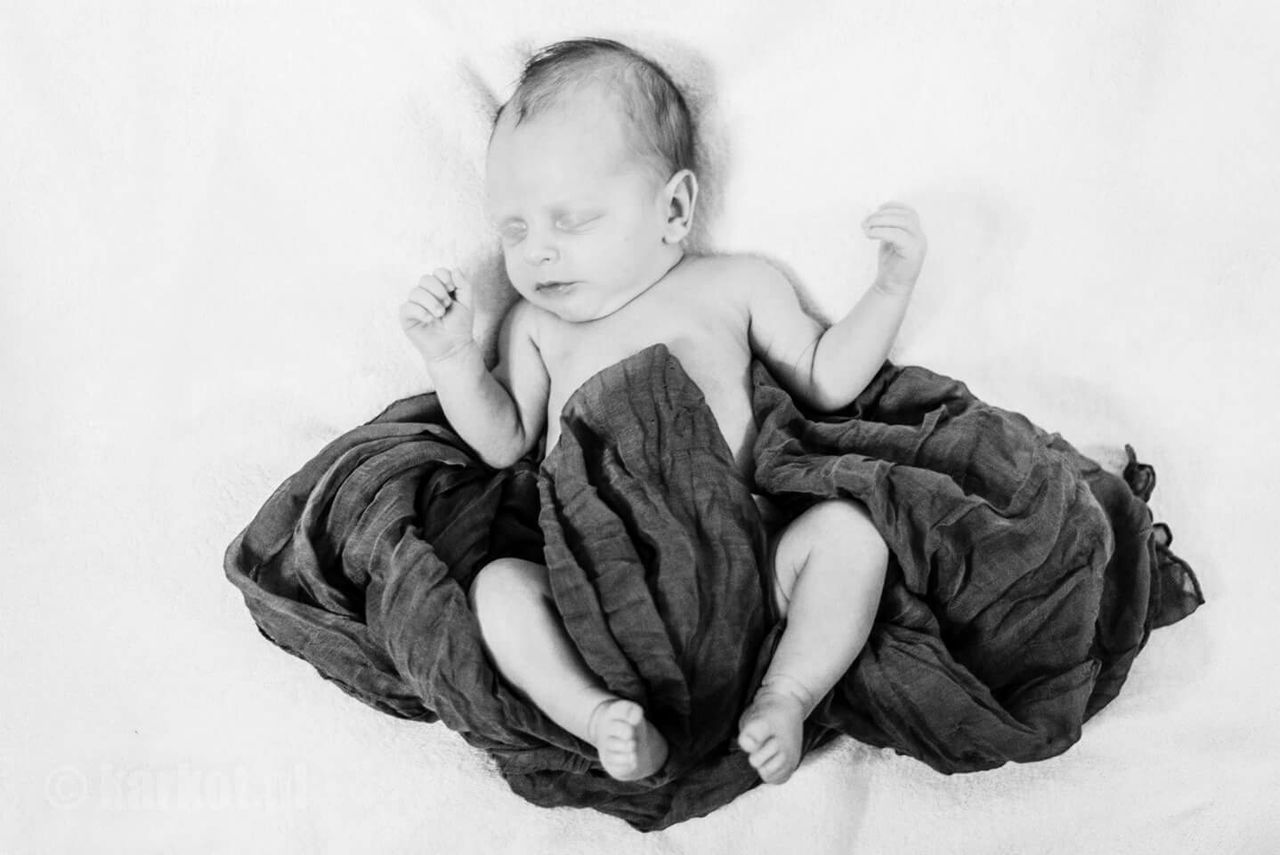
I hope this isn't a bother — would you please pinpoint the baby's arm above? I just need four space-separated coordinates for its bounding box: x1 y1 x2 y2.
746 203 926 411
401 269 548 468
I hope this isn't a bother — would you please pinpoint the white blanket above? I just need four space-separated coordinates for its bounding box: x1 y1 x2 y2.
3 1 1278 852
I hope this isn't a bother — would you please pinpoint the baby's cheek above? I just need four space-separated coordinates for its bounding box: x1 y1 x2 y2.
584 237 625 275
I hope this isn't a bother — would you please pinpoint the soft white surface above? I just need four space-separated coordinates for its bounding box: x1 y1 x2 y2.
3 2 1278 852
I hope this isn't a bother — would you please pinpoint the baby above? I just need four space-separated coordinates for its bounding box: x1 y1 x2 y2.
400 38 925 786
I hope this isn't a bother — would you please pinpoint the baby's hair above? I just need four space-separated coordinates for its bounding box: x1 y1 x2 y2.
493 38 696 187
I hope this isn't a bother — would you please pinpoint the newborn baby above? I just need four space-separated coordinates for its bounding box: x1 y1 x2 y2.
400 38 925 786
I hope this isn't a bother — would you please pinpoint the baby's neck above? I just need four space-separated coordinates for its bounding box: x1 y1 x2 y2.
652 245 688 286
592 246 689 321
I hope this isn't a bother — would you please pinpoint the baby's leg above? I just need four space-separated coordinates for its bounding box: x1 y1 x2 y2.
468 557 668 781
738 499 888 784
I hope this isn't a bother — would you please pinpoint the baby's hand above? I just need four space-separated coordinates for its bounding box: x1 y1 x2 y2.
862 202 927 294
400 268 477 363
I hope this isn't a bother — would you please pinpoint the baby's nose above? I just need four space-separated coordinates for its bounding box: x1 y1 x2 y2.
523 232 559 266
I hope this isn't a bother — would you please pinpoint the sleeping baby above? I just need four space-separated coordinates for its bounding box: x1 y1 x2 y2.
399 37 926 786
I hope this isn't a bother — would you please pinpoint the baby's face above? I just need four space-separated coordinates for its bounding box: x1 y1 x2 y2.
484 96 675 323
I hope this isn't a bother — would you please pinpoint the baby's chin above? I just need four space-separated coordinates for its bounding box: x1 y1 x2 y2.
522 284 610 323
542 303 608 324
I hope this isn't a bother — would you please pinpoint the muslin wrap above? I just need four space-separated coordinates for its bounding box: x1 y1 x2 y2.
225 343 1202 830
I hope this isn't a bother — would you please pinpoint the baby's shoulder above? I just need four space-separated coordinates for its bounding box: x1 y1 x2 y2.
681 253 791 308
502 296 556 343
685 252 786 288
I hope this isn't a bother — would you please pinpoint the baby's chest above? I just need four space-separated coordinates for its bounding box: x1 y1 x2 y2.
537 272 759 464
547 314 746 414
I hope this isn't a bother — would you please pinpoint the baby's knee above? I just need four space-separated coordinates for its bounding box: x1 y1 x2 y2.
806 499 885 551
468 557 551 619
780 499 889 574
769 499 887 611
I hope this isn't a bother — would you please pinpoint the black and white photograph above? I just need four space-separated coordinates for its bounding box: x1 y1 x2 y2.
2 1 1276 852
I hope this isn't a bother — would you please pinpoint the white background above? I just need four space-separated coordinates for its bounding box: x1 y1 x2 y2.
2 1 1278 852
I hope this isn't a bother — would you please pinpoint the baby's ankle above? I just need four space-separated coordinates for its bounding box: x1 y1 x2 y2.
757 673 817 717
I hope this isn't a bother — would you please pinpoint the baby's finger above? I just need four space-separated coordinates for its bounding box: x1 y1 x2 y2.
407 289 450 319
862 220 915 239
865 209 919 229
873 201 917 217
863 219 915 234
447 268 475 308
431 267 455 291
864 224 915 244
418 272 455 306
862 211 917 230
864 222 921 244
400 301 436 326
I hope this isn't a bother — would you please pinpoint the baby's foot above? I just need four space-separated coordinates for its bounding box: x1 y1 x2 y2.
587 698 668 781
737 677 813 785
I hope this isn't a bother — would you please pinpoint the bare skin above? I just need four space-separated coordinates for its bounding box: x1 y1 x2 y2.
589 698 669 781
463 258 772 782
534 253 760 473
454 255 894 784
402 84 923 784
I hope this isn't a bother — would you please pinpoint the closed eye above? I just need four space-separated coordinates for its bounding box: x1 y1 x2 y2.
498 223 527 242
556 216 598 231
495 215 599 243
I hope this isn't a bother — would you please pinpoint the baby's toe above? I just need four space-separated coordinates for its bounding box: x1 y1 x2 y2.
618 702 643 725
759 742 797 780
600 714 631 738
738 713 772 743
749 742 780 770
761 758 793 785
603 699 640 727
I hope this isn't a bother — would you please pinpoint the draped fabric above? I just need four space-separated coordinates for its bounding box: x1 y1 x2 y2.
225 343 1202 831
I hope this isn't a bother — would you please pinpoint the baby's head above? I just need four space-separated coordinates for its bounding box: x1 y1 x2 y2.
485 38 699 323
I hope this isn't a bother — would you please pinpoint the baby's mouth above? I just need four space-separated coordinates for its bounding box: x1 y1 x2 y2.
536 280 576 293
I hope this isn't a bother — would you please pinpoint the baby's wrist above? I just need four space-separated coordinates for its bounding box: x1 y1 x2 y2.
872 276 916 297
423 337 479 369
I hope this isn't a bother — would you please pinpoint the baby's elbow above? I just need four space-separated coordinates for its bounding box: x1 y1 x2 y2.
799 376 847 414
805 388 845 415
806 361 879 413
477 449 518 469
477 431 536 470
477 444 524 470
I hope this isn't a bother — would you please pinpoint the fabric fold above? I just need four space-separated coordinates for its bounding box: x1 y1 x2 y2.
225 343 1202 831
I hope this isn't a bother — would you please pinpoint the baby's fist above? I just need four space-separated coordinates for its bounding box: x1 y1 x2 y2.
400 268 476 363
862 202 927 294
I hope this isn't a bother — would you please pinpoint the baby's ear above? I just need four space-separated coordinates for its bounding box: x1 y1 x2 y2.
662 169 699 244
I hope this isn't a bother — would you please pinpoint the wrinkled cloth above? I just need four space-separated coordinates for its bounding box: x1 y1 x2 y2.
224 343 1203 831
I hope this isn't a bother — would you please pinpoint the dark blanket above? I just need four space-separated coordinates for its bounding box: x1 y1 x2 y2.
224 343 1202 831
